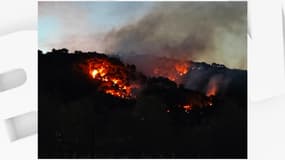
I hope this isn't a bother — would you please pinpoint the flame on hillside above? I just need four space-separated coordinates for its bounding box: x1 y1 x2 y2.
152 60 190 83
79 57 139 99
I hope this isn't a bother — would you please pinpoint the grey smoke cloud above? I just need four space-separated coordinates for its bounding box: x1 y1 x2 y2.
104 2 247 69
39 2 246 69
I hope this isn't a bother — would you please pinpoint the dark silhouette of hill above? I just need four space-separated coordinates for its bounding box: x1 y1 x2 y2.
38 49 247 159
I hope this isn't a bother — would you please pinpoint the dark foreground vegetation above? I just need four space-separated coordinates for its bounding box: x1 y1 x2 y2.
38 49 247 159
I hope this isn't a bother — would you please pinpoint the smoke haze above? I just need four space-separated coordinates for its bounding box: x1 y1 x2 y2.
39 2 247 69
104 2 246 69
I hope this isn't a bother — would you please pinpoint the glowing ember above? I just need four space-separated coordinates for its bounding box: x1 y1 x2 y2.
175 63 189 76
80 58 139 99
208 102 213 106
183 105 192 112
206 84 217 97
91 69 98 78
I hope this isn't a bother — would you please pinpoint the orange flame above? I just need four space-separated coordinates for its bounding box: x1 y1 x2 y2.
206 83 218 97
81 58 139 99
152 60 190 83
175 63 189 76
91 69 98 78
206 85 218 97
183 105 192 112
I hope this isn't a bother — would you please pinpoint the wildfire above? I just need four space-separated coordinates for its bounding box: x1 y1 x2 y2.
179 92 214 113
206 82 218 97
80 58 139 99
206 86 217 97
152 60 190 83
91 69 98 78
183 105 192 112
175 63 189 76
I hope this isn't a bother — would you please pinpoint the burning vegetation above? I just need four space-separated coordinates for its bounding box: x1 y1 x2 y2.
74 53 215 114
206 84 217 97
122 55 192 85
153 60 190 83
40 49 218 114
76 54 214 113
78 57 141 99
39 49 247 158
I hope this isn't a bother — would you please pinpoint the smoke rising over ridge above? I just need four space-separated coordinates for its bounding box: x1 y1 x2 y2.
104 2 246 69
39 2 247 69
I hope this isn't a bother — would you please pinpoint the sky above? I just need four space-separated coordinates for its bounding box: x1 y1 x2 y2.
38 2 247 69
39 2 154 52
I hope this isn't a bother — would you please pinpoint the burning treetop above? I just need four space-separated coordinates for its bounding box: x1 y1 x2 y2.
153 61 190 83
79 57 140 99
40 49 218 113
122 55 191 84
74 53 214 113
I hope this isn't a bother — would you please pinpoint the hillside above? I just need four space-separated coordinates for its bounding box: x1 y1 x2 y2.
38 49 247 158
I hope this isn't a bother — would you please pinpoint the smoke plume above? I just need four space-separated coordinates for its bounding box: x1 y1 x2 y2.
104 2 247 69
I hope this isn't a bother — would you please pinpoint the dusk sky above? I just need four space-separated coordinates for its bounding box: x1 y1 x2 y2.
39 2 247 69
39 2 154 52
